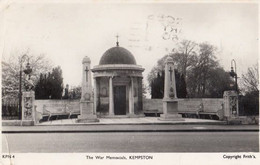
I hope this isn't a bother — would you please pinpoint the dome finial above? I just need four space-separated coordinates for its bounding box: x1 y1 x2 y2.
116 34 119 46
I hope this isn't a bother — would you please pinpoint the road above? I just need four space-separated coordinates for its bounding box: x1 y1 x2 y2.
2 132 259 152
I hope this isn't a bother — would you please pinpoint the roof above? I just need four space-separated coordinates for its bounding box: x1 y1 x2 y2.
99 46 137 65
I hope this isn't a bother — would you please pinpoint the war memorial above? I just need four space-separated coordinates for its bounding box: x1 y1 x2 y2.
11 39 244 126
2 38 258 155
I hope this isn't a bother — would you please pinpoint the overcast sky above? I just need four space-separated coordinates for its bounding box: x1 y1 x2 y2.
1 2 258 89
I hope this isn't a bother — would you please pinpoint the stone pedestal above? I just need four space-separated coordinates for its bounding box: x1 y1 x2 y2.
159 99 184 121
223 90 239 123
22 91 35 126
158 56 184 121
77 56 99 123
77 101 99 122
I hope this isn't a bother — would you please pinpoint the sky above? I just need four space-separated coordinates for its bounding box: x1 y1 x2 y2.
1 1 258 91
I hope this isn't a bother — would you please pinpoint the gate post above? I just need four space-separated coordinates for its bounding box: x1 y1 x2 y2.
223 90 240 123
21 91 35 126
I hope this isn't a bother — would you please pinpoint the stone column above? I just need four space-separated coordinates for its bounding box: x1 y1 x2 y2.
22 91 35 126
163 57 177 99
109 76 114 116
137 77 144 115
77 56 99 123
159 56 184 121
223 90 239 122
164 65 170 99
80 57 92 102
93 77 97 115
129 77 134 116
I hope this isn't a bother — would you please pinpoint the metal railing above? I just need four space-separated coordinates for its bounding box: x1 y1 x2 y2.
2 100 19 120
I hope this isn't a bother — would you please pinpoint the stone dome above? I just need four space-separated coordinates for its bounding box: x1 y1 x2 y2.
99 46 136 65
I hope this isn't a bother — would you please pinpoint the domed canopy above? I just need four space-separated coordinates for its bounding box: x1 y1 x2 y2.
99 46 137 65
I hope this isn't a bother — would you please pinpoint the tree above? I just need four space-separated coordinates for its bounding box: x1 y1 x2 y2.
2 53 52 100
206 68 233 98
186 42 219 97
239 63 259 116
142 82 148 98
68 86 81 99
174 40 198 79
176 71 187 98
148 40 233 98
62 84 69 99
240 63 259 94
150 70 187 98
50 67 64 99
147 40 198 98
150 72 164 98
35 66 64 99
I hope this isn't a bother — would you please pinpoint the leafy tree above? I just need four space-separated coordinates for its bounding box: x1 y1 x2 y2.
150 70 187 98
176 72 187 98
35 66 64 99
68 86 81 99
151 72 164 98
148 40 233 98
2 53 52 100
50 67 64 99
239 91 259 116
186 42 220 97
205 67 233 98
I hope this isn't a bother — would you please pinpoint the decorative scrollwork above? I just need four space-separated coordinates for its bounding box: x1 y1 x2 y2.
229 96 237 116
24 96 33 119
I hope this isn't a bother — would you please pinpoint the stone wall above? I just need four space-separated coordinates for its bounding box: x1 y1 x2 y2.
143 99 164 112
143 98 224 113
35 99 80 114
35 98 224 115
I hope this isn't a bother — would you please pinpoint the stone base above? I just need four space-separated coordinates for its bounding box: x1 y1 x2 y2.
159 113 184 121
226 117 242 125
163 99 178 114
128 113 145 118
21 120 35 126
104 113 146 118
77 115 99 123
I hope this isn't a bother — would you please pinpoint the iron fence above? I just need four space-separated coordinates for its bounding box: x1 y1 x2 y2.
2 100 19 120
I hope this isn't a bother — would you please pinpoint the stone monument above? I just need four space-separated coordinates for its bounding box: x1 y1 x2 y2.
77 56 99 122
223 90 239 122
159 56 184 121
22 68 35 126
22 91 35 125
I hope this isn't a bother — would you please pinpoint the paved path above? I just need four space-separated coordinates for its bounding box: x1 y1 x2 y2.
2 132 258 152
2 124 259 133
37 117 226 125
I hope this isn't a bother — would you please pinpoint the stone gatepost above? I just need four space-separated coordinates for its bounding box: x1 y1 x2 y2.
22 91 35 126
77 56 99 123
159 56 184 121
223 90 239 122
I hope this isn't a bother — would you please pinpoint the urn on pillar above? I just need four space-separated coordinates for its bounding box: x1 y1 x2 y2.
159 56 184 121
77 56 99 123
